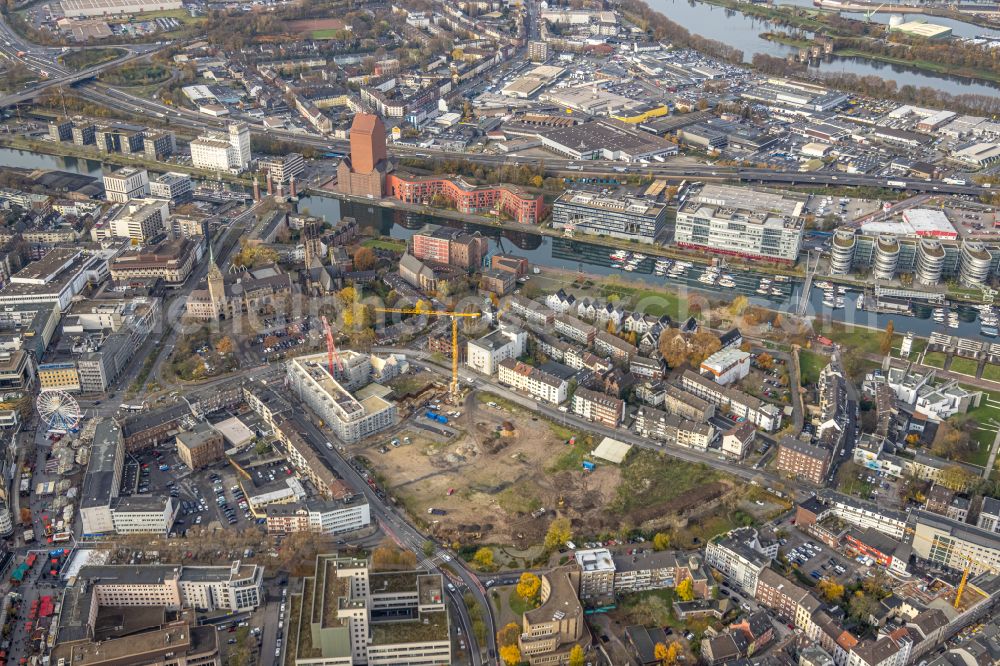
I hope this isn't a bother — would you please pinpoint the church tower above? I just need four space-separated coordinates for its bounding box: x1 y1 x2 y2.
206 236 226 319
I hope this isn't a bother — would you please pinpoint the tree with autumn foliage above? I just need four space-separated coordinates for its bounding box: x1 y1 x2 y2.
353 246 377 271
473 547 494 570
516 572 541 603
499 644 522 666
687 330 722 366
568 644 585 666
818 577 845 603
497 622 519 648
215 336 235 355
654 641 683 665
756 352 774 370
676 577 694 601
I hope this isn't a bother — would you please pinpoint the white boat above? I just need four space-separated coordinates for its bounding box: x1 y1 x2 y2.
835 297 845 308
719 277 736 288
633 254 647 260
822 298 836 308
771 287 782 296
948 320 959 329
815 281 832 290
624 265 635 272
857 293 865 310
837 286 847 295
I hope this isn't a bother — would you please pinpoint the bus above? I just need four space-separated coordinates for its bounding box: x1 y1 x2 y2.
52 532 72 544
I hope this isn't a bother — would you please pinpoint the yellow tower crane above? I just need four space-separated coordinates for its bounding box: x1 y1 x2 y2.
374 307 481 401
895 523 997 609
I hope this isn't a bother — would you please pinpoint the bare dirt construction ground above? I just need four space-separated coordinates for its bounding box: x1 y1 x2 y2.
349 392 619 549
347 391 771 551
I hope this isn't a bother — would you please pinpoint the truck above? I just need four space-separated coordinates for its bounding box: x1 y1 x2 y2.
582 460 596 471
943 178 967 185
886 180 907 188
427 508 447 516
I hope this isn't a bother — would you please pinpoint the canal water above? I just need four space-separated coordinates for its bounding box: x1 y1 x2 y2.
0 139 990 341
0 147 104 175
300 194 992 341
643 0 1000 95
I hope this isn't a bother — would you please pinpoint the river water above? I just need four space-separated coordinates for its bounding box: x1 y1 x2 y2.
643 0 1000 96
299 194 991 341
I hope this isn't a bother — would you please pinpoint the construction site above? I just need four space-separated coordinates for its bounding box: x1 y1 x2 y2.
347 381 785 551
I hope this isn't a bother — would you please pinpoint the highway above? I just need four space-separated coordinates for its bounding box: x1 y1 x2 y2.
64 81 992 198
0 14 166 107
0 11 993 198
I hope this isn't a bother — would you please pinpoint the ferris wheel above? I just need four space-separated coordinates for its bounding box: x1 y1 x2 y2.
36 389 82 432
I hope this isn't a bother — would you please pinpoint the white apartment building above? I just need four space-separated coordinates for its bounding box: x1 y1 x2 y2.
96 198 169 242
976 497 1000 533
103 167 150 203
817 491 909 541
497 357 567 404
722 423 756 460
266 497 371 536
675 184 804 263
286 352 397 443
466 326 526 376
704 528 771 596
191 123 252 172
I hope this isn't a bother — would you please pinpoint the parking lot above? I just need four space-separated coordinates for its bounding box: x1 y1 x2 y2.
775 516 862 585
124 443 279 536
251 315 317 364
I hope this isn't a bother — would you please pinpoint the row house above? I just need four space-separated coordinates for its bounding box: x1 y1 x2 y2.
680 370 782 432
662 382 717 422
594 329 637 364
629 355 663 380
565 349 612 375
545 289 576 314
497 358 568 404
554 314 596 345
509 294 554 327
572 387 624 428
634 407 715 451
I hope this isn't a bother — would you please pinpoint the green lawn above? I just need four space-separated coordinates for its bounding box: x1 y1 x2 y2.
362 238 407 252
310 28 344 39
508 589 535 618
799 350 829 387
132 8 201 23
962 387 1000 461
923 351 947 369
949 357 980 377
981 363 1000 383
818 322 896 356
